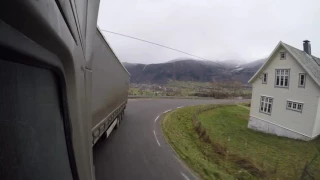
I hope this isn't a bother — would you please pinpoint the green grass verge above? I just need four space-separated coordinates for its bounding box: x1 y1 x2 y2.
162 105 320 180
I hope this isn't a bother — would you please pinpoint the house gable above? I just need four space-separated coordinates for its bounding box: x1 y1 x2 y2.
250 46 319 92
249 42 320 89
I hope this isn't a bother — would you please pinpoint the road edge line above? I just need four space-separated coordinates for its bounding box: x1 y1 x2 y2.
159 108 199 180
154 115 160 122
181 172 191 180
153 130 161 146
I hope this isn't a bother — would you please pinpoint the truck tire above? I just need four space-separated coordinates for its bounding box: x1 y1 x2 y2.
103 131 108 140
115 117 120 129
121 111 124 123
118 114 122 124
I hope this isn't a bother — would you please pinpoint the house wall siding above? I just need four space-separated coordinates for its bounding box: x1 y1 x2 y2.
313 98 320 137
249 46 320 138
248 116 312 140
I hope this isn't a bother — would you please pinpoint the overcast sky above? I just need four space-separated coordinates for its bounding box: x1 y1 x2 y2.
98 0 320 64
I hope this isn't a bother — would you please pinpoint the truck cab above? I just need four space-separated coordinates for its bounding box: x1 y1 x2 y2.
0 1 129 180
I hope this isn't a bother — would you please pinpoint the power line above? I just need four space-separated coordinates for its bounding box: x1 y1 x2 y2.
100 29 221 65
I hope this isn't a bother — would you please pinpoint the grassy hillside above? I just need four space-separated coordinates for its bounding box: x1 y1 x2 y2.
162 105 320 179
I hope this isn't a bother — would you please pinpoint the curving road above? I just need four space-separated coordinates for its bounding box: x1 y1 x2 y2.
93 99 248 180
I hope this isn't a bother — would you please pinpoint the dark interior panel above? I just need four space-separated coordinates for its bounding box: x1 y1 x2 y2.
0 59 73 180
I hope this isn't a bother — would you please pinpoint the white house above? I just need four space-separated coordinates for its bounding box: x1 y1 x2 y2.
248 40 320 141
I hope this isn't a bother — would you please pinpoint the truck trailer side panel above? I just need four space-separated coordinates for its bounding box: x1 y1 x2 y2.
91 29 130 144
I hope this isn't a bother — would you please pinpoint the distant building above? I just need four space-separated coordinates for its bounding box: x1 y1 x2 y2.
248 40 320 140
153 86 163 91
166 88 174 92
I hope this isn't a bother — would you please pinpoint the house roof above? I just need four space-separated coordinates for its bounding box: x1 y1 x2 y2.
248 41 320 87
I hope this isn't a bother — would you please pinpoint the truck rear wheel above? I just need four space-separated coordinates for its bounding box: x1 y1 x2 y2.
121 111 124 122
103 131 108 140
115 117 120 129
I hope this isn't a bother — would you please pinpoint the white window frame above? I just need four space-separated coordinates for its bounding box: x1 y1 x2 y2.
262 73 267 84
275 69 290 88
259 96 273 115
287 100 303 112
280 52 286 60
298 73 306 88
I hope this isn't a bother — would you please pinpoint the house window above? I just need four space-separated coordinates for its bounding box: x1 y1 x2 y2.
280 52 286 60
260 96 273 115
275 69 290 88
262 73 267 84
287 100 303 112
299 73 306 88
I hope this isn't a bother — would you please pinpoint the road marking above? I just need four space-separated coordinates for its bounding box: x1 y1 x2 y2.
177 106 184 109
181 172 191 180
163 109 171 113
173 155 198 179
154 115 159 122
153 130 161 146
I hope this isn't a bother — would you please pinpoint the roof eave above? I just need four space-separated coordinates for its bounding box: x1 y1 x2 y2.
248 41 283 84
282 44 320 88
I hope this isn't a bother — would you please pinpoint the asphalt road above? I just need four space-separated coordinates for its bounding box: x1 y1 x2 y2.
93 99 248 180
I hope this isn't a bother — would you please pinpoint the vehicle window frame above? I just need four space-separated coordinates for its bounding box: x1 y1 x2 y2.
0 20 79 180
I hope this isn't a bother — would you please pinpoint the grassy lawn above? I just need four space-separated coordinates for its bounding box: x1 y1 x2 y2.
162 105 320 180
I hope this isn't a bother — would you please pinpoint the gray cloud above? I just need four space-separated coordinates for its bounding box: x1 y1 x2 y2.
98 0 320 64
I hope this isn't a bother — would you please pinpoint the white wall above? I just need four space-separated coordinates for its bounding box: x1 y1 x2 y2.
250 46 320 137
313 98 320 137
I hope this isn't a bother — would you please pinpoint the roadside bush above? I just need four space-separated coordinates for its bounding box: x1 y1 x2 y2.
190 91 251 99
190 92 229 99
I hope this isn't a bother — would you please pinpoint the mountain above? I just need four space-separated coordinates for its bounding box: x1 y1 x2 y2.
217 59 246 69
241 58 266 70
229 59 266 82
123 58 265 84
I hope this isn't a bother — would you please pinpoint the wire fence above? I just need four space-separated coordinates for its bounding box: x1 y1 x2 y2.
301 152 320 180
